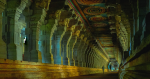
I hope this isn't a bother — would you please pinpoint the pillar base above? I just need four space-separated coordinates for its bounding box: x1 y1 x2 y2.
24 51 30 61
7 43 17 60
70 59 75 66
0 40 7 59
43 53 52 63
30 50 42 62
63 57 69 65
78 62 83 67
54 57 62 65
75 60 78 66
83 62 86 67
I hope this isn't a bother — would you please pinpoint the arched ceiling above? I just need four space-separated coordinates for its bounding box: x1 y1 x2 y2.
67 0 131 59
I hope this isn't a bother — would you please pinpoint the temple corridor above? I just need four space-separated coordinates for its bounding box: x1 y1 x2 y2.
0 0 150 79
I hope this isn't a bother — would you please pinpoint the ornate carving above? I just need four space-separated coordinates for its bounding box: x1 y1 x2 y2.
89 16 107 22
71 25 76 31
55 10 62 19
77 0 105 5
86 40 90 45
92 23 107 27
83 37 87 42
83 6 106 15
35 0 51 10
75 30 80 36
64 18 70 27
80 34 84 40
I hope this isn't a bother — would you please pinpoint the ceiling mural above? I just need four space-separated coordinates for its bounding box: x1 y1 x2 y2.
89 16 110 22
68 0 118 59
92 23 108 27
77 0 106 5
83 6 107 15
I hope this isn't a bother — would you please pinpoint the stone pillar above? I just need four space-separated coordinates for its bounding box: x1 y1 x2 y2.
24 0 50 62
39 26 53 63
78 40 85 67
82 41 88 67
76 34 84 67
73 37 81 66
69 35 77 66
78 37 87 67
53 22 66 65
88 47 92 68
0 0 7 59
61 30 72 65
85 45 90 67
88 47 92 67
77 40 84 66
93 51 97 68
6 0 29 60
61 16 78 65
91 48 94 68
50 28 57 64
49 6 73 64
69 29 81 66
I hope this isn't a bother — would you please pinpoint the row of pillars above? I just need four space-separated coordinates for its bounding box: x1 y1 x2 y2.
0 0 108 68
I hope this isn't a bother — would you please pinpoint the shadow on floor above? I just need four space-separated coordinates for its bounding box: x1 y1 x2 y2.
60 72 119 79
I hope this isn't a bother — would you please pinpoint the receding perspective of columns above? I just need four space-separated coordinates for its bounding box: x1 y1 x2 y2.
1 0 150 79
61 12 78 65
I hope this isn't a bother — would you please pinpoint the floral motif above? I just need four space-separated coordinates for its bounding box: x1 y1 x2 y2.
77 0 104 5
90 16 107 22
83 6 106 15
92 23 107 27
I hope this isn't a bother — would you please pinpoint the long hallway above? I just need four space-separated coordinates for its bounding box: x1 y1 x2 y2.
61 72 119 79
0 0 150 79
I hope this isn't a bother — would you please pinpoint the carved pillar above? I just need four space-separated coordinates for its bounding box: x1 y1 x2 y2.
5 0 28 60
78 37 87 67
88 47 92 68
69 29 81 66
82 40 89 67
73 36 81 66
78 40 84 67
89 47 92 68
93 50 97 68
0 0 7 59
91 48 94 68
68 35 76 66
61 17 78 65
61 30 72 65
39 8 72 64
52 22 66 65
50 28 57 64
85 45 90 67
24 0 50 62
76 35 84 67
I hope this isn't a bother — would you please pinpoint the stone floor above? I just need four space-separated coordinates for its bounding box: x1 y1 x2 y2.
60 71 119 79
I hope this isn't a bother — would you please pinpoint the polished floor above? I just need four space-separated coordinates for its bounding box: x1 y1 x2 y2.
60 71 119 79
